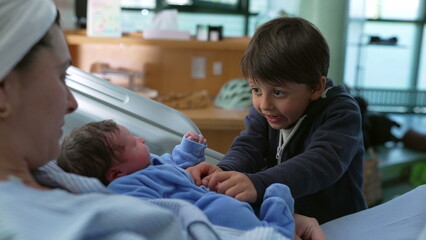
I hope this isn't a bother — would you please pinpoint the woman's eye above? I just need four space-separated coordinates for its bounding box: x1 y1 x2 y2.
60 73 69 82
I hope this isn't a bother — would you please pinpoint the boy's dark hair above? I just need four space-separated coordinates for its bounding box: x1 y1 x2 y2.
57 120 124 185
241 17 330 89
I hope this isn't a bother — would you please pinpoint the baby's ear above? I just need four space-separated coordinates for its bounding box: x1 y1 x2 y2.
106 166 125 182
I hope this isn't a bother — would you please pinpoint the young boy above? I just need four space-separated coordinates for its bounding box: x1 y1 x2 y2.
57 120 296 239
188 17 367 224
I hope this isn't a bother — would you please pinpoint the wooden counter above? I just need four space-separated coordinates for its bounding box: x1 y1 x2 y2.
64 30 250 97
180 106 248 154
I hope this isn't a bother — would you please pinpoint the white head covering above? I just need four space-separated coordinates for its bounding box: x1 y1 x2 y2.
0 0 57 81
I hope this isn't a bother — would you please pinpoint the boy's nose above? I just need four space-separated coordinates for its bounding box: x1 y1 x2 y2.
260 95 273 110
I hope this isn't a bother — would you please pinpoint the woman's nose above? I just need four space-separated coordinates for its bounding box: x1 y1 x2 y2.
66 87 78 114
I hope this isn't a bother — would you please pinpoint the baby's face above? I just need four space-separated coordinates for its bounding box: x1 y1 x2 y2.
114 125 151 175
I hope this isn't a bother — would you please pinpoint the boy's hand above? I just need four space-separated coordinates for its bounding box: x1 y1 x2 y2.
185 131 207 144
203 171 257 203
294 214 327 240
186 162 222 186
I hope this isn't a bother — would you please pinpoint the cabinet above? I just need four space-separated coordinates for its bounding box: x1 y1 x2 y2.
64 30 250 97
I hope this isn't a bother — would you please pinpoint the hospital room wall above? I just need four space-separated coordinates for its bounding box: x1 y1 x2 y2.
52 0 349 155
53 0 247 98
299 0 349 88
54 0 348 98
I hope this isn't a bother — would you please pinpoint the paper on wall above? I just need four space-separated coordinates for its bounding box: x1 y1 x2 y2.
87 0 122 38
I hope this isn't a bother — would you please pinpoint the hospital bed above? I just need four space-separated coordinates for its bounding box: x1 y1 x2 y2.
64 66 426 240
64 66 221 164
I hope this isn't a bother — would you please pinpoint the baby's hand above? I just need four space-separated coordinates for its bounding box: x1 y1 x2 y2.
185 131 207 144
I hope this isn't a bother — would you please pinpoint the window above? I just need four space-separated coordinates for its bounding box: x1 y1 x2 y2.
121 0 156 9
365 0 421 20
418 25 426 90
345 0 426 113
120 0 298 36
166 0 240 9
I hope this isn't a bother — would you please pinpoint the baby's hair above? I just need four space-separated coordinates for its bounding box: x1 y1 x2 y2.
57 120 124 185
241 17 329 89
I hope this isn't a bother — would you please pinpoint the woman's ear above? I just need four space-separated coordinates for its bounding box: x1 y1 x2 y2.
0 82 6 108
0 71 16 109
310 76 327 101
106 165 126 182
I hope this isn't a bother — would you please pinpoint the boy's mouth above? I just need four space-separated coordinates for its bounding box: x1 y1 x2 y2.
264 114 283 123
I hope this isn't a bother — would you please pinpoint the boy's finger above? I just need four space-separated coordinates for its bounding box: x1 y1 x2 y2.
202 174 211 186
220 183 240 197
207 172 231 191
187 167 201 185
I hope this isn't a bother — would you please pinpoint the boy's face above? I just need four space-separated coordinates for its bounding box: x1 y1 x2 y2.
113 125 151 175
249 80 317 129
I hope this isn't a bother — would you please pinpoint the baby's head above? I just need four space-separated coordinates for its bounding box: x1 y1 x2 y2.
58 120 151 185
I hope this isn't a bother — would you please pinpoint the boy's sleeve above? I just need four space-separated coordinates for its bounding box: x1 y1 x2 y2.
248 98 364 201
160 137 207 169
218 107 270 172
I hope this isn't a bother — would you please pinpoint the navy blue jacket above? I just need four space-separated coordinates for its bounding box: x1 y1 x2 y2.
218 80 367 224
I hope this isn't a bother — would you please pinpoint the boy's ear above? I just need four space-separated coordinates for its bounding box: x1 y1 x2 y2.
106 166 126 182
310 76 327 101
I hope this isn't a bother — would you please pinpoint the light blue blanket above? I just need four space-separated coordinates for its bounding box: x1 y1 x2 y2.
0 160 290 240
108 137 294 238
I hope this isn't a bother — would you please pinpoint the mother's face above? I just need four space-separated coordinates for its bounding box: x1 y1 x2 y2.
9 24 78 168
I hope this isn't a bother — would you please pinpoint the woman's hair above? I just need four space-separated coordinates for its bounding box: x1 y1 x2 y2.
14 10 61 71
241 17 330 89
57 120 124 185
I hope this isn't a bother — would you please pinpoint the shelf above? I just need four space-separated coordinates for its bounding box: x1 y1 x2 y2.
64 30 250 51
180 105 248 130
349 43 407 48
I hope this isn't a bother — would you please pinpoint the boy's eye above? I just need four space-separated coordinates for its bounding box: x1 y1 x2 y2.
251 88 261 94
273 89 286 96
